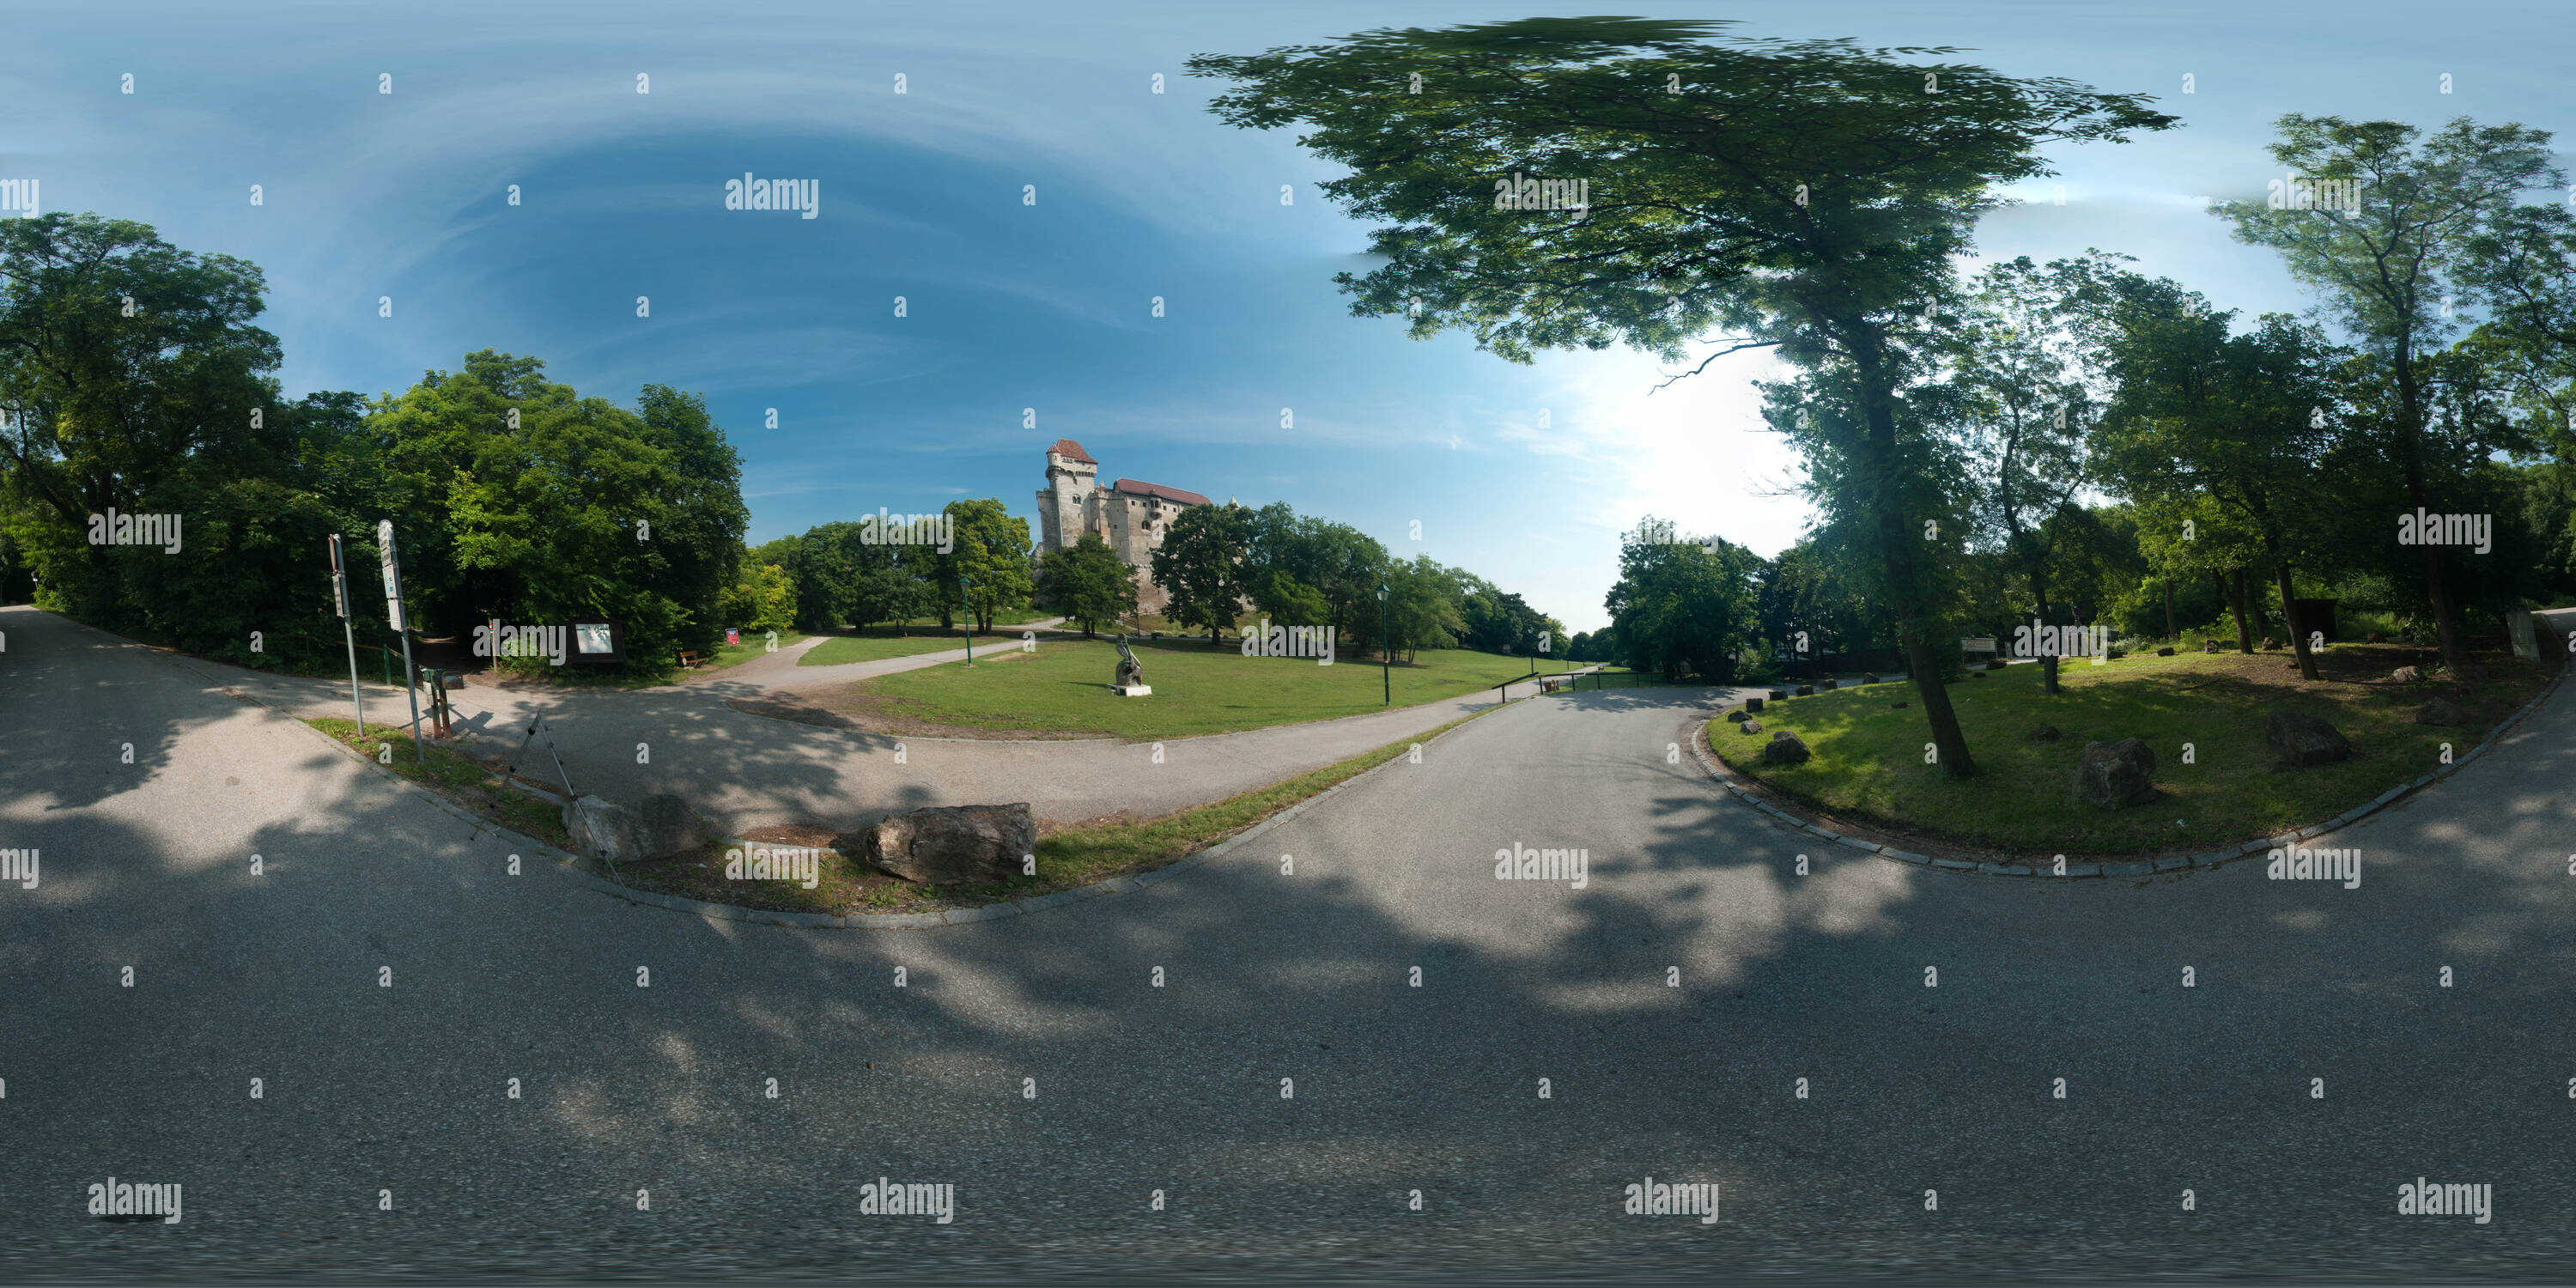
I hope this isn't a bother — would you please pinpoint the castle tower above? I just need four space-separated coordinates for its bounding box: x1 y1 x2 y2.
1037 439 1097 552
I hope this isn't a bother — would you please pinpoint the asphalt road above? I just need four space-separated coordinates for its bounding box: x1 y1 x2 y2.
5 603 2575 1280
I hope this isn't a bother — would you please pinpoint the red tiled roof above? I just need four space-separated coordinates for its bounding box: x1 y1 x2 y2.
1112 478 1209 507
1048 439 1097 464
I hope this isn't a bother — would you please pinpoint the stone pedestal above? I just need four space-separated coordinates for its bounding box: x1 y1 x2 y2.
1114 684 1151 696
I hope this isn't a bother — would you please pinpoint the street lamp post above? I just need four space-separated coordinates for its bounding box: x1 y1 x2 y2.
1377 581 1389 706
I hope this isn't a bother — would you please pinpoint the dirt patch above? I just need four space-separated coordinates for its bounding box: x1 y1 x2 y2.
738 823 841 848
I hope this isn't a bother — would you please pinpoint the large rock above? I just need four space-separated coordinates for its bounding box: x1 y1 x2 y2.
2026 724 2063 744
2261 636 2282 651
1761 731 1812 765
2412 696 2471 726
1726 708 1749 723
843 804 1036 886
2156 646 2175 657
2075 738 2158 808
1746 696 1765 713
2264 709 2353 768
2390 665 2423 683
562 793 715 866
1739 719 1763 735
1795 684 1815 696
2202 639 2223 653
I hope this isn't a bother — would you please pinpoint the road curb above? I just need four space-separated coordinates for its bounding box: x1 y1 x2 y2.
1686 655 2571 879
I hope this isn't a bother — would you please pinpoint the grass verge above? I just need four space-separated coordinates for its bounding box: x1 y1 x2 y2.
604 711 1488 916
1706 644 2551 855
303 717 573 849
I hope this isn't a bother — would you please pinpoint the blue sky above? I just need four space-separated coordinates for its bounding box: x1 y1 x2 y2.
7 0 2567 629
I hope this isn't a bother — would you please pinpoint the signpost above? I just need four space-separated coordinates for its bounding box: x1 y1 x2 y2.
327 534 364 731
377 519 425 763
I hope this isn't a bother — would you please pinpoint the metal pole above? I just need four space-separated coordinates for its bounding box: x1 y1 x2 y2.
329 534 364 732
399 629 424 763
343 620 365 730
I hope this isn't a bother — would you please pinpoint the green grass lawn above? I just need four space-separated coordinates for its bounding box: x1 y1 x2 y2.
839 638 1543 739
698 630 808 673
800 627 1019 666
1708 644 2552 854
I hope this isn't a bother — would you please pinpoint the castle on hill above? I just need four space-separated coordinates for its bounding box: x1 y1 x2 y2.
1036 439 1210 615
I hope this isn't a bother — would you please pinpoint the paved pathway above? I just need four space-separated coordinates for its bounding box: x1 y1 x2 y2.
8 601 2571 1277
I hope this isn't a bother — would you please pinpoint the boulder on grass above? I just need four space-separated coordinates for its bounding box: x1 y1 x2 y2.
2390 665 2423 683
1726 708 1749 723
2203 639 2223 653
1767 690 1789 701
2261 636 2282 651
2075 738 2159 809
1739 719 1763 735
1889 702 1908 709
2156 646 2176 657
2026 724 2063 744
1820 678 1838 691
2264 709 2353 768
1761 731 1811 765
2106 647 2128 659
1746 696 1765 713
2412 696 2471 726
2366 630 2387 643
1795 684 1815 696
842 804 1036 885
562 793 715 867
1862 672 1880 684
1971 671 1988 679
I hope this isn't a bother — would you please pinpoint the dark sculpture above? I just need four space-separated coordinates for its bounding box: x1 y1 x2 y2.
1114 635 1145 689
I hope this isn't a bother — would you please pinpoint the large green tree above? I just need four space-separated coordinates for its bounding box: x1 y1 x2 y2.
369 350 748 673
1039 532 1139 638
2214 114 2563 684
1944 253 2119 692
0 213 283 623
1606 519 1762 682
936 497 1032 635
1151 501 1252 642
1191 17 2174 776
2093 289 2348 680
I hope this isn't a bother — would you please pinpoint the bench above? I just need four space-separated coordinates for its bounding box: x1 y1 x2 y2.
675 649 707 670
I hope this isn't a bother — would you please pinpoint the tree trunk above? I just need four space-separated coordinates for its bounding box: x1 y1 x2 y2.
2228 568 2253 653
2035 586 2058 696
1846 335 1974 778
2269 552 2319 681
2394 343 2475 688
2164 579 2177 641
